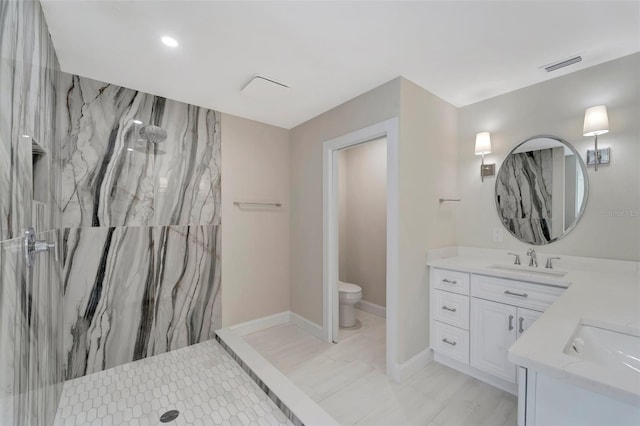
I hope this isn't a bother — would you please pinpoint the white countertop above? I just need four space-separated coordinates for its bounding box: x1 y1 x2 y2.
427 247 640 405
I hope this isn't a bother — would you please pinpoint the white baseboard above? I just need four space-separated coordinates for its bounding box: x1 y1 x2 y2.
355 300 386 318
228 311 290 336
290 312 325 341
396 347 434 382
434 352 517 395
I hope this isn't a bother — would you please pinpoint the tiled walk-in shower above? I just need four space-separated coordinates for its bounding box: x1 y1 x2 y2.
54 340 291 426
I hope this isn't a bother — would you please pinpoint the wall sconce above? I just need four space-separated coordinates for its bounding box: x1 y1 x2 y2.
583 105 610 171
475 132 495 182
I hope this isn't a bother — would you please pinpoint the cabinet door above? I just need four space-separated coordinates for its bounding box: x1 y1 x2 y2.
517 307 542 338
471 298 517 382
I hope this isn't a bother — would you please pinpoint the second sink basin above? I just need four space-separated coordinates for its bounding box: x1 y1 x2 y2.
563 323 640 375
488 263 568 277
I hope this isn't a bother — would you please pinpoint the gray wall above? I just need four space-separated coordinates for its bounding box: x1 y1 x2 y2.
456 53 640 261
289 78 401 326
338 137 387 308
220 114 291 327
290 77 459 365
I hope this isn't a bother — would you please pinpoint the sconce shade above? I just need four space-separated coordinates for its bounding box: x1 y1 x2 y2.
583 105 609 136
475 132 492 155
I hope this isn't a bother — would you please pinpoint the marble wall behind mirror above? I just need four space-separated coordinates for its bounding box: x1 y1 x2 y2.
496 137 587 245
62 224 221 380
58 74 221 228
496 149 554 243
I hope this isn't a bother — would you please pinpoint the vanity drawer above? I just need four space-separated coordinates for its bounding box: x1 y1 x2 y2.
432 268 470 295
432 290 469 330
433 321 469 364
471 274 565 311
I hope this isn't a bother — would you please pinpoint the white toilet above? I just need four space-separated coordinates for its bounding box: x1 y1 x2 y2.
338 281 362 328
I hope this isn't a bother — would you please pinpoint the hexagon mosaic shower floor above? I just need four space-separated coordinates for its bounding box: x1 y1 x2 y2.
54 340 292 426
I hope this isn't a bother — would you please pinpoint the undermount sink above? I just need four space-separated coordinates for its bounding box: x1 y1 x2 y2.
564 323 640 375
488 263 568 278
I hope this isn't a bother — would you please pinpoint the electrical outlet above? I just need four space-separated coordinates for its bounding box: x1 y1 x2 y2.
493 227 504 243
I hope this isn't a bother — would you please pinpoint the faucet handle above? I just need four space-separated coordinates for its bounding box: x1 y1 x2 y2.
508 252 521 265
545 257 560 269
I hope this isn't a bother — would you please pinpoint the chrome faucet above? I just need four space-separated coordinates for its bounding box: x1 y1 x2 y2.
526 248 537 267
545 257 560 269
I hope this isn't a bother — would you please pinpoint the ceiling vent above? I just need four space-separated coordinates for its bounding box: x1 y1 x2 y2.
241 75 290 99
542 55 582 73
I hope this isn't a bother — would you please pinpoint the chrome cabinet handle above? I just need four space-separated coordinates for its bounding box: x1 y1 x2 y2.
508 315 514 331
519 317 525 333
442 338 457 346
504 290 528 298
441 306 457 312
442 279 457 284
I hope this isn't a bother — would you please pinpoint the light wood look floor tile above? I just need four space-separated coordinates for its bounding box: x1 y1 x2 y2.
244 309 517 426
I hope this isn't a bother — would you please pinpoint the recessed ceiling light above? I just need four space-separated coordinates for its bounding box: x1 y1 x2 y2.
127 148 134 152
132 119 142 124
21 134 30 138
161 36 178 48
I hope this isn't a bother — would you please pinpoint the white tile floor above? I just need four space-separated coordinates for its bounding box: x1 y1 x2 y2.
245 309 518 426
53 340 291 426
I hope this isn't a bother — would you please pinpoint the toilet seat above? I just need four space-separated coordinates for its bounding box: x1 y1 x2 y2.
339 282 361 293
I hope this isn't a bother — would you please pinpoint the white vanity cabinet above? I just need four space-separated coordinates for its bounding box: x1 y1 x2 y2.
431 268 471 364
429 267 565 394
470 299 541 382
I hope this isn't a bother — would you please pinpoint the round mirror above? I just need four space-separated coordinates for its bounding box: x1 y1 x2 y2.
495 135 588 245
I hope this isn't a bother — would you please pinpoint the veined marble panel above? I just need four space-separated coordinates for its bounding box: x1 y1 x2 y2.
0 237 22 426
62 225 221 380
0 0 61 240
59 74 221 228
0 230 63 426
0 1 64 425
496 149 553 244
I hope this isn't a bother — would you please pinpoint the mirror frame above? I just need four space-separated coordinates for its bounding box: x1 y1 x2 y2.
494 134 589 245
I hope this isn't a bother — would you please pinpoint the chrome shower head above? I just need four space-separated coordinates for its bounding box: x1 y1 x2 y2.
139 125 167 144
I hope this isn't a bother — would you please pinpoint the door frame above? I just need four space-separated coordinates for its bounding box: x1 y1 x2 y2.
322 117 399 380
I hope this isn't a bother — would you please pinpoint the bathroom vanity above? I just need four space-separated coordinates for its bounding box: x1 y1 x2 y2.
427 248 640 426
429 256 567 395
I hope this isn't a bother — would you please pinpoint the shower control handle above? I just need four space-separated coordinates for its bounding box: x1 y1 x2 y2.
24 227 57 268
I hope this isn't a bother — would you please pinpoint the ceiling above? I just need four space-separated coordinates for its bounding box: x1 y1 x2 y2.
40 1 640 129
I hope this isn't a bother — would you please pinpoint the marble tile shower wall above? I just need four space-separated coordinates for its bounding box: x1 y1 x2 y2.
1 3 222 426
0 0 61 240
0 230 63 426
57 73 223 380
62 225 221 379
0 2 64 426
58 74 221 229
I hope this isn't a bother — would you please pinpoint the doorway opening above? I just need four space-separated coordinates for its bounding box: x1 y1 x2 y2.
322 118 400 380
336 137 387 339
